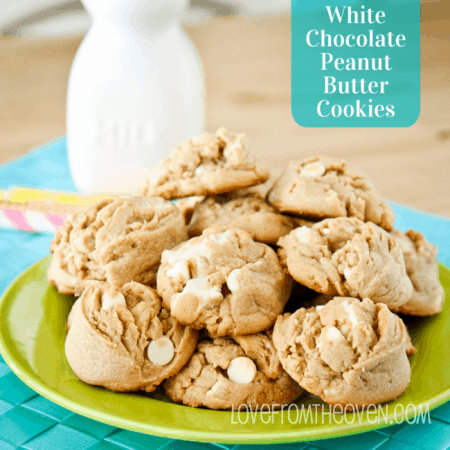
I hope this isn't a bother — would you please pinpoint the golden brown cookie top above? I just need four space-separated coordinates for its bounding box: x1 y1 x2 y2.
65 281 198 393
157 227 292 336
273 296 413 406
188 195 295 244
267 156 395 231
82 282 162 365
142 128 270 199
48 196 187 293
277 217 413 309
198 334 282 379
164 332 302 409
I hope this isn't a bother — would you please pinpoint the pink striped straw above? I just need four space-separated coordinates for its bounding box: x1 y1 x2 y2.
0 207 68 233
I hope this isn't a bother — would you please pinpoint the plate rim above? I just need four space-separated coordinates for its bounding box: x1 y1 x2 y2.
1 256 450 445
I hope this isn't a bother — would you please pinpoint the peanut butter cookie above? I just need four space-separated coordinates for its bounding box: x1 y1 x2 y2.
267 156 394 231
277 218 413 310
157 227 292 336
165 332 302 409
65 281 198 392
48 196 187 295
188 195 295 244
142 128 269 199
273 297 413 406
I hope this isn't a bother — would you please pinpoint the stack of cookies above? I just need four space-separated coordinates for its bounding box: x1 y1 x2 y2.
49 127 444 410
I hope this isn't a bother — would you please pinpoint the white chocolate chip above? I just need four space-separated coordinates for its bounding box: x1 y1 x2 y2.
206 380 224 396
101 292 126 310
327 326 345 341
207 231 232 245
316 305 324 311
193 257 208 278
164 246 208 279
173 278 223 309
340 324 350 336
194 165 204 176
301 162 326 177
342 300 359 329
166 260 190 281
227 357 257 384
165 246 199 265
227 269 241 293
295 226 314 243
163 249 178 265
147 337 174 366
194 161 216 176
343 267 353 280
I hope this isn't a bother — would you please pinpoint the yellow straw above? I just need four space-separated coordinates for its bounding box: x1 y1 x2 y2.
1 187 112 207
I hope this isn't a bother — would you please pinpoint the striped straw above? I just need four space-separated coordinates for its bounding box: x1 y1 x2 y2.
0 187 113 234
0 200 80 234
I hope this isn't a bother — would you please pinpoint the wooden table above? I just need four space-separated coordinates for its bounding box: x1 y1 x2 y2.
0 3 449 215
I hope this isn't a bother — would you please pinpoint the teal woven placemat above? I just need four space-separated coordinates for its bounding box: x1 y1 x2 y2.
1 137 450 450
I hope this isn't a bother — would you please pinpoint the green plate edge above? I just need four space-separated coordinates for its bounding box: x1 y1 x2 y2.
0 255 449 445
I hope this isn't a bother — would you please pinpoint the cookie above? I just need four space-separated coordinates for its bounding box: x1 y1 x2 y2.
391 230 444 316
141 128 270 200
267 156 395 231
273 297 413 407
188 196 296 245
164 332 302 409
157 227 292 336
65 281 198 392
277 218 413 310
48 196 187 295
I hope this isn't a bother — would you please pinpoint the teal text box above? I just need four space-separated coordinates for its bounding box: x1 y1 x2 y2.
292 0 420 127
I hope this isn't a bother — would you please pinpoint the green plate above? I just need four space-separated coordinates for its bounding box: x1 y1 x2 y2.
1 256 450 445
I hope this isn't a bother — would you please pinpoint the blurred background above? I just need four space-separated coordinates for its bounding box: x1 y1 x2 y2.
0 0 449 213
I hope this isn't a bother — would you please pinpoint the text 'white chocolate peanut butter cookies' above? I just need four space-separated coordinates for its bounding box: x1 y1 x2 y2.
392 229 444 316
65 281 198 393
48 196 187 295
157 227 292 336
165 332 302 409
141 128 270 199
188 195 296 244
273 297 414 407
277 218 413 310
267 156 395 231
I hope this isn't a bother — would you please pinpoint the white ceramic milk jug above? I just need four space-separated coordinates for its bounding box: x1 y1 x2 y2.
67 0 204 194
